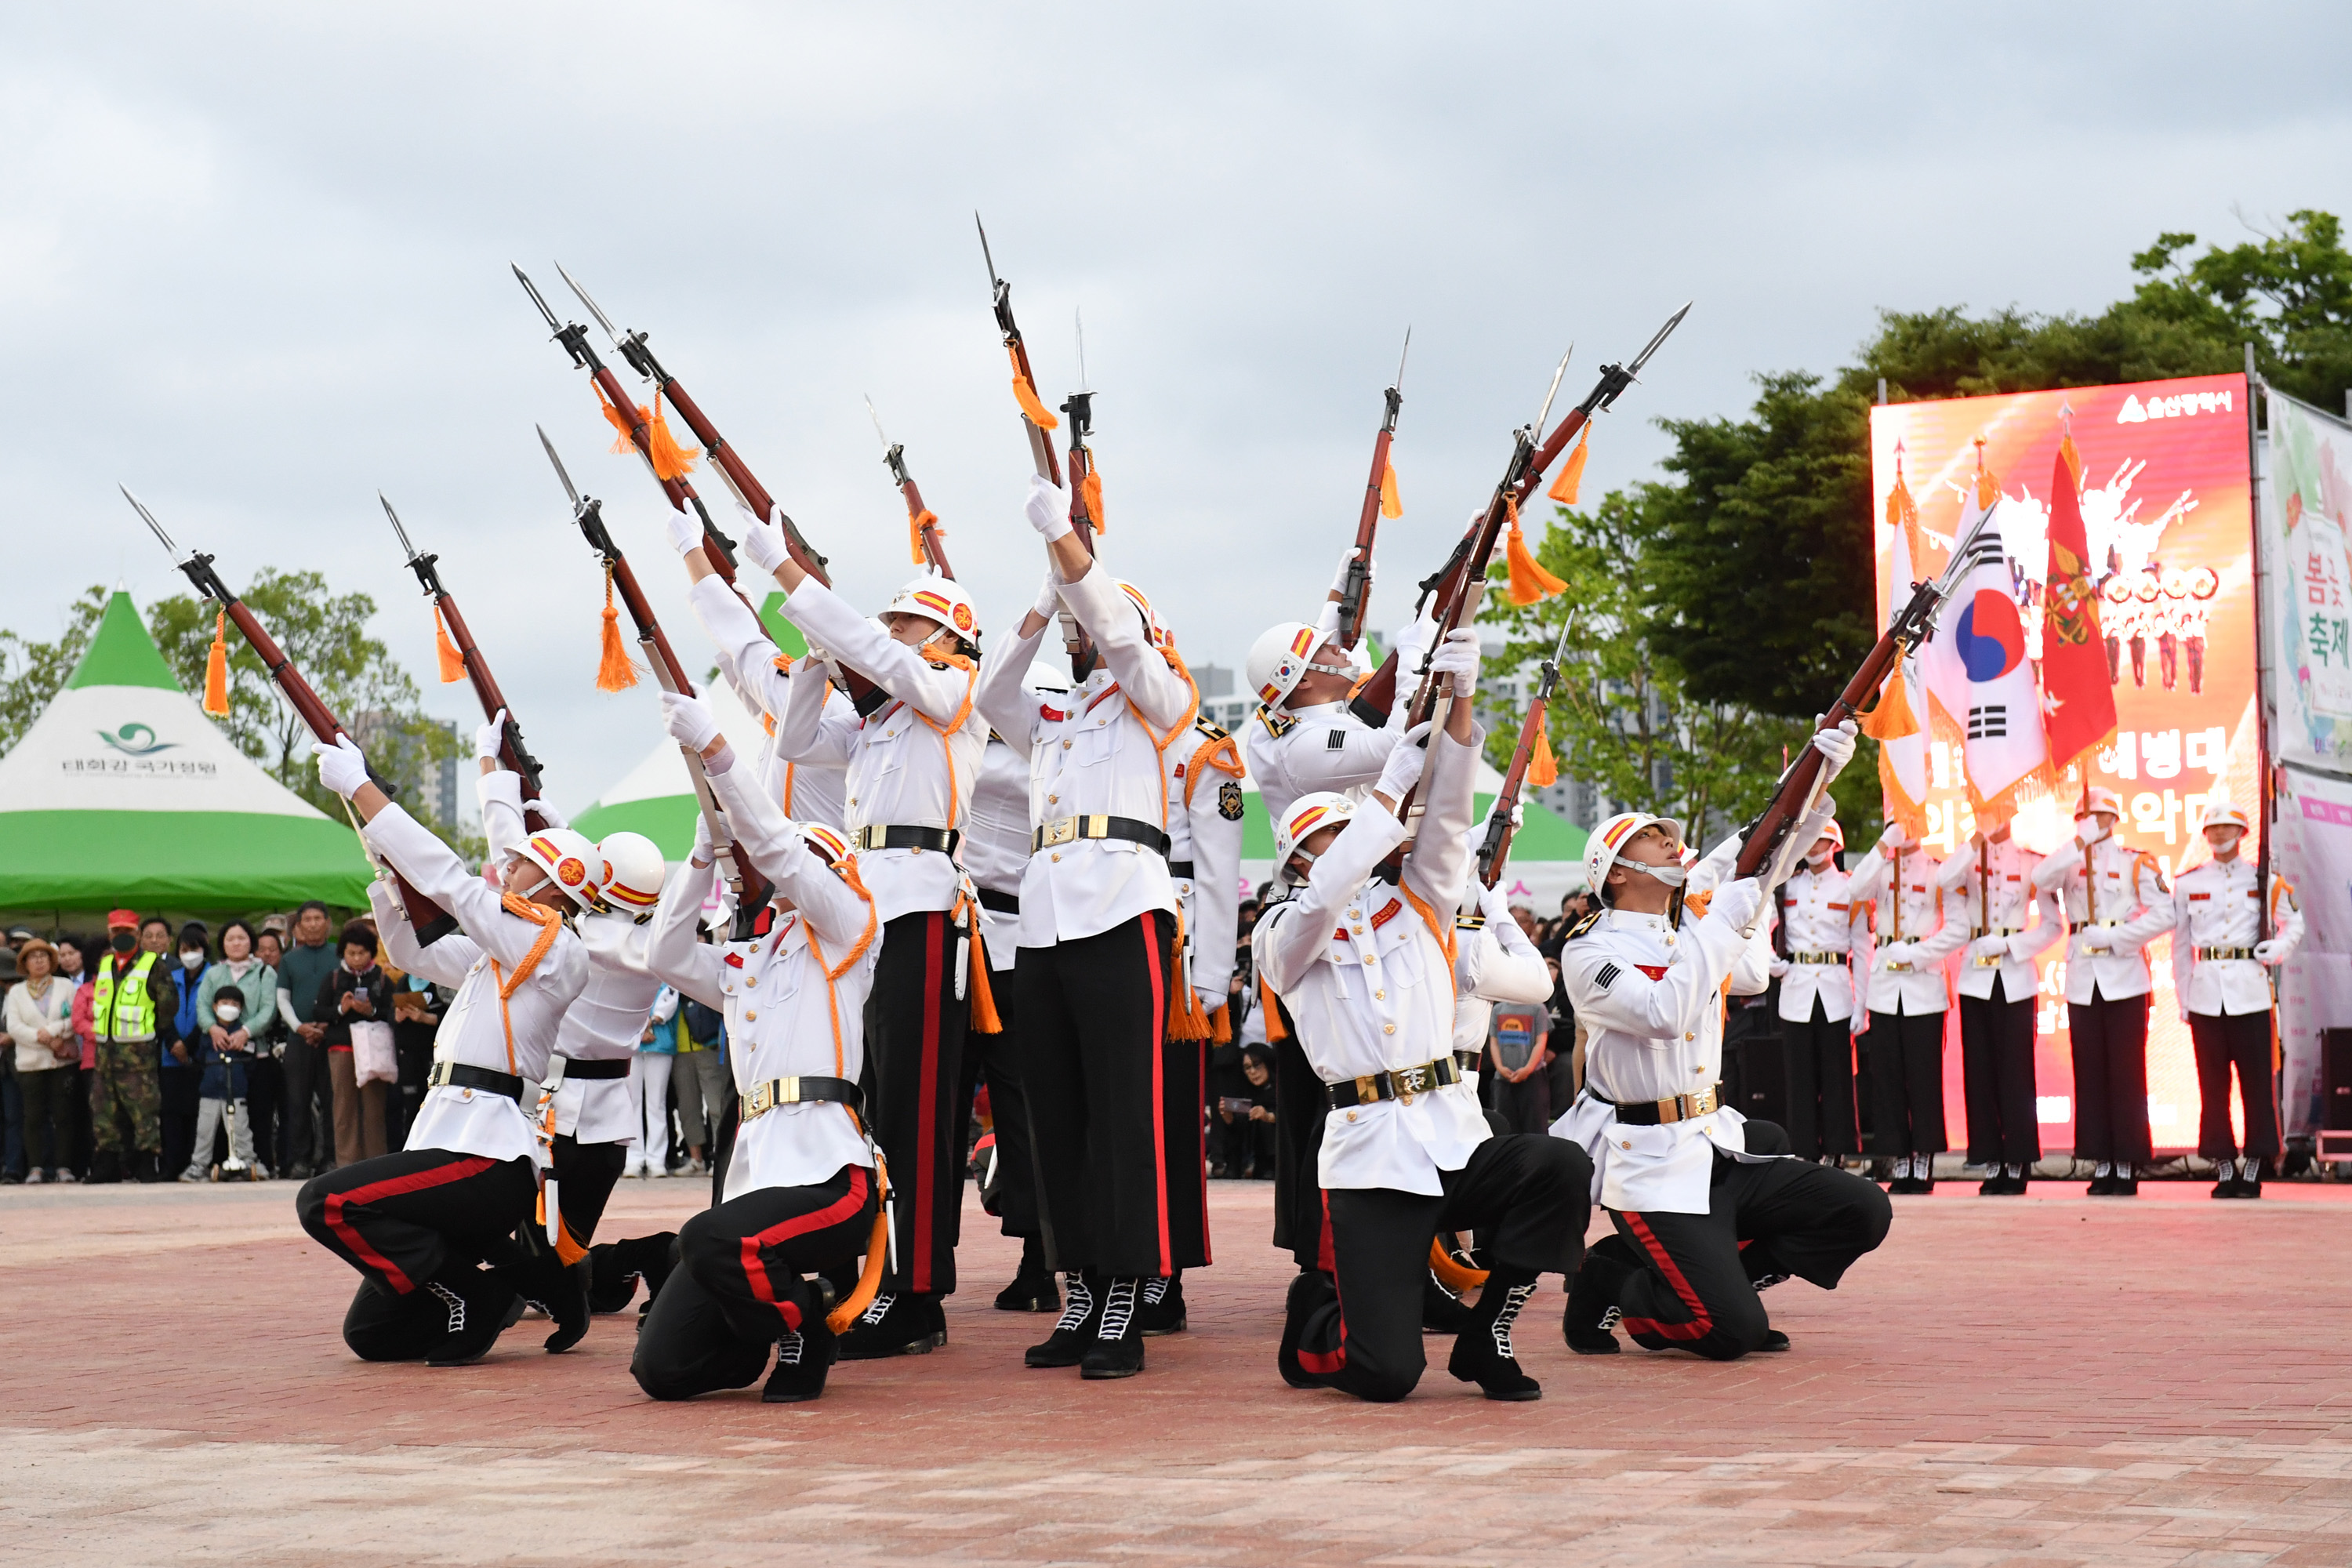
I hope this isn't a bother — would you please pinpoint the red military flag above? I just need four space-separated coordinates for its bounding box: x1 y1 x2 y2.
2039 430 2117 774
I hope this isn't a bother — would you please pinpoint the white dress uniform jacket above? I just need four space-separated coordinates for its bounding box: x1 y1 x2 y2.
1252 726 1488 1193
478 771 650 1143
2031 831 2176 1005
960 735 1035 975
706 608 848 832
1553 882 1775 1214
1842 844 1966 1014
1450 876 1555 1058
2171 855 2304 1018
1244 700 1402 829
646 754 879 1200
365 804 590 1168
974 566 1192 948
1167 719 1247 1008
1770 862 1865 1024
1934 839 2063 1000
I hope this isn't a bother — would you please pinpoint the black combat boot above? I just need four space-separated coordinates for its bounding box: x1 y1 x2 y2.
837 1290 947 1359
1024 1273 1100 1367
1079 1276 1146 1379
1448 1267 1541 1400
994 1236 1061 1312
423 1266 519 1367
1563 1246 1631 1356
1135 1272 1188 1336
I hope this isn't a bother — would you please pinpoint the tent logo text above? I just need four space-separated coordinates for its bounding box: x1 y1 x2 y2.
97 723 178 757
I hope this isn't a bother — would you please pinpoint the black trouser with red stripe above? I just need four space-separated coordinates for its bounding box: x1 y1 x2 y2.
1160 1029 1210 1272
1290 1134 1589 1402
296 1148 538 1358
1783 999 1859 1158
862 909 968 1298
1270 998 1327 1269
1960 975 2040 1166
2190 1009 2281 1163
632 1165 877 1400
1018 910 1185 1278
1601 1138 1890 1361
955 951 1043 1242
2071 990 2152 1165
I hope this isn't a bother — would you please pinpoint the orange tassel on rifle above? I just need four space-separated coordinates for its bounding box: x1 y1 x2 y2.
963 900 1004 1033
1380 456 1403 519
596 567 638 692
433 604 465 684
1009 347 1060 429
1857 662 1918 742
1209 1002 1232 1044
1527 704 1558 788
1503 495 1566 606
1260 977 1287 1041
202 608 230 717
1547 424 1591 505
908 508 938 567
646 387 700 482
1080 466 1105 533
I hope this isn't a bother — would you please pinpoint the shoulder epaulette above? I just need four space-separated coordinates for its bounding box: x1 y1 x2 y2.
1256 705 1296 739
1194 718 1229 742
1566 908 1605 941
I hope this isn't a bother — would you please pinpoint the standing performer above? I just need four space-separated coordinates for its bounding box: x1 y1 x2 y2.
1842 823 1964 1192
296 735 594 1365
2031 786 2175 1196
633 691 884 1403
1557 727 1892 1363
670 506 989 1359
2172 802 2303 1199
1766 821 1867 1164
972 475 1200 1381
1260 631 1588 1402
472 711 664 1345
1936 823 2062 1194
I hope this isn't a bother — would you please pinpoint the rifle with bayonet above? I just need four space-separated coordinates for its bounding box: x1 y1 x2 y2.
122 487 459 945
535 427 775 938
1730 505 2002 883
1350 303 1691 730
1476 609 1575 888
866 397 954 578
379 495 554 833
978 213 1062 486
1337 328 1410 655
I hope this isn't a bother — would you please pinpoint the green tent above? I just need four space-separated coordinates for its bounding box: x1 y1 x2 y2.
0 591 374 912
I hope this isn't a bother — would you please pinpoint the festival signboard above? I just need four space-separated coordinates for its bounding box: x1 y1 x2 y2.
1869 374 2257 1154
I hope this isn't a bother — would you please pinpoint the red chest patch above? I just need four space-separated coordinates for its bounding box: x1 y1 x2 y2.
1040 703 1065 723
1634 963 1669 982
723 952 745 968
2189 892 2210 902
1370 898 1403 930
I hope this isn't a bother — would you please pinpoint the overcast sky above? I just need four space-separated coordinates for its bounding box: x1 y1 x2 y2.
7 2 2350 811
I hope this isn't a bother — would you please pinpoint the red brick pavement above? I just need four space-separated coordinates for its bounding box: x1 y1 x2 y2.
7 1177 2352 1564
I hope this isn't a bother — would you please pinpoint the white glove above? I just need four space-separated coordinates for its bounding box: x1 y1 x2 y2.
1025 474 1075 543
1969 934 2010 960
1878 940 1915 967
1876 821 1909 856
661 691 720 753
663 505 702 557
1376 721 1432 800
1809 717 1858 782
1427 628 1481 693
1767 955 1791 978
474 709 507 763
1707 877 1764 935
2076 814 2110 847
737 502 791 577
1330 545 1369 598
313 735 371 800
530 798 569 830
1033 570 1062 622
2255 938 2285 965
1194 986 1224 1015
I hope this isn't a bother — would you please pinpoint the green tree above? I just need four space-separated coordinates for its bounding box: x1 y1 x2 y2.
0 585 109 753
147 570 459 821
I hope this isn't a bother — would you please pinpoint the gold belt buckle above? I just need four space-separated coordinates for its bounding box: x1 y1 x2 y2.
1043 818 1079 848
1356 1073 1379 1105
1395 1065 1425 1106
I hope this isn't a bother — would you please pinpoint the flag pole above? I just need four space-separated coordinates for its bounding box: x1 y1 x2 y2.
2245 343 2274 949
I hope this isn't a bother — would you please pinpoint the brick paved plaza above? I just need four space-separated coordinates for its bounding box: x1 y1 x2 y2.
8 1178 2352 1566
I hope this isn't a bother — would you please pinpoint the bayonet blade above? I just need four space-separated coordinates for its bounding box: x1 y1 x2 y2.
119 485 176 557
1534 345 1573 437
536 423 584 511
512 263 562 332
379 492 420 561
975 211 1000 289
1075 306 1088 393
864 394 891 452
1626 302 1692 379
1394 325 1412 395
554 260 621 347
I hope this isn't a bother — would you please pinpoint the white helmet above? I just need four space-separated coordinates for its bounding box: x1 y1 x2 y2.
1583 811 1686 903
2201 799 2252 833
597 831 666 919
1248 621 1328 708
1272 791 1358 887
1115 580 1167 648
884 576 980 649
513 827 605 913
799 822 855 872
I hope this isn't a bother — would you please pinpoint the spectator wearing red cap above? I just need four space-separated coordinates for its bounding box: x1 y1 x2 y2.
89 909 174 1182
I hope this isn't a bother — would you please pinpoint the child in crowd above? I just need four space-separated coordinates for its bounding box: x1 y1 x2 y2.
182 983 261 1181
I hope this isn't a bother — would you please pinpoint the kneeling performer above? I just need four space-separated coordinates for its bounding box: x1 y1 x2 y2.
1258 630 1591 1403
633 693 886 1404
297 734 593 1366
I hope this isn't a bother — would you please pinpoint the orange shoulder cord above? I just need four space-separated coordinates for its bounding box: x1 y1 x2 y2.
1179 728 1244 811
487 895 564 1077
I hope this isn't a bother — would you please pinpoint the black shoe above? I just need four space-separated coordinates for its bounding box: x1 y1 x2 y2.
1563 1248 1630 1356
587 1242 642 1314
543 1259 593 1353
1025 1274 1100 1367
2087 1171 2116 1196
1758 1328 1791 1352
1421 1272 1475 1335
1136 1274 1188 1336
1449 1269 1541 1401
424 1269 517 1367
994 1238 1062 1313
761 1316 839 1403
1278 1269 1337 1388
2114 1175 2139 1196
87 1149 123 1185
285 1162 313 1181
133 1149 162 1184
1079 1277 1146 1379
837 1290 947 1360
2211 1175 2247 1199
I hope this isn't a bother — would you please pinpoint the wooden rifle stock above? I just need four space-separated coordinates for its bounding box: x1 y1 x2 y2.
1338 381 1404 652
1729 629 1903 881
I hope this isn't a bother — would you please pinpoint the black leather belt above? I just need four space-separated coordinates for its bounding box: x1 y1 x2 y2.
1595 1087 1721 1126
554 1058 630 1080
1167 860 1196 880
977 887 1021 916
1032 814 1171 857
852 825 960 854
2194 946 2256 961
1324 1055 1464 1109
2070 920 2125 934
427 1062 527 1102
740 1076 866 1123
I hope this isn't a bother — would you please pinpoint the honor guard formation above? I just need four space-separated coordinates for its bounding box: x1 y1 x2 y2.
110 229 2296 1410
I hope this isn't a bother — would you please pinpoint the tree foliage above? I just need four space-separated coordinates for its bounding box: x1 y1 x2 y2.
0 586 111 754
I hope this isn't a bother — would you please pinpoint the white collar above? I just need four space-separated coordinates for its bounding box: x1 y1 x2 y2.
1604 906 1672 934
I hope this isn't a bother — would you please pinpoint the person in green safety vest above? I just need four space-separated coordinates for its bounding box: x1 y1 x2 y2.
89 908 175 1183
